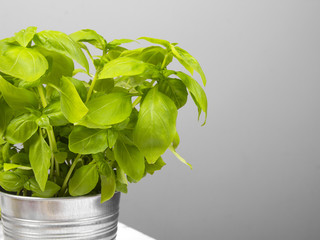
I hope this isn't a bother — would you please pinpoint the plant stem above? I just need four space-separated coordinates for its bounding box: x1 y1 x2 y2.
59 154 81 196
37 85 47 108
37 85 59 178
86 73 98 103
161 54 169 69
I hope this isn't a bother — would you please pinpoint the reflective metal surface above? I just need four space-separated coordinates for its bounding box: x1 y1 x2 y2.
0 192 120 240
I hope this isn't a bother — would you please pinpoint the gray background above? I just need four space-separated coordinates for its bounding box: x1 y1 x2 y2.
1 0 320 239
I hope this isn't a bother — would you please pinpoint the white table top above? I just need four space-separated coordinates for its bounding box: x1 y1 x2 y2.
0 222 156 240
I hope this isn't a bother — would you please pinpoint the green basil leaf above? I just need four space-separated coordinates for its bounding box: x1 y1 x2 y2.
0 98 13 139
68 77 87 102
5 113 38 144
172 131 180 149
0 171 27 192
175 71 207 124
114 137 145 182
145 157 166 175
172 46 206 86
14 26 37 47
43 101 68 126
158 78 188 109
0 75 38 110
36 47 74 86
24 177 60 198
69 164 99 196
3 163 32 171
98 161 116 203
52 76 88 123
83 92 132 126
107 129 118 148
54 151 68 164
69 126 108 154
0 45 48 82
133 87 177 164
169 145 192 169
140 46 172 66
138 37 171 49
94 78 114 93
9 152 29 165
69 29 106 50
34 30 89 72
99 57 155 79
29 132 51 191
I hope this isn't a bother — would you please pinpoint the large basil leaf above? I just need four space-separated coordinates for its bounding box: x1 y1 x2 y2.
53 76 88 123
158 78 188 109
175 71 207 124
14 26 37 47
24 177 60 198
29 132 51 191
83 92 132 126
133 87 177 164
0 171 27 192
0 45 48 82
114 137 145 182
97 160 116 203
99 57 155 79
69 126 108 154
69 164 99 196
0 75 38 110
5 113 38 144
34 30 89 72
69 29 106 50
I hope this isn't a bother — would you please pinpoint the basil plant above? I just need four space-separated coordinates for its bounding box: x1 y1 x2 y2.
0 27 207 202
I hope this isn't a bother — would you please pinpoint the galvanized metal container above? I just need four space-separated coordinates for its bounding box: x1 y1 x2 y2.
0 192 120 240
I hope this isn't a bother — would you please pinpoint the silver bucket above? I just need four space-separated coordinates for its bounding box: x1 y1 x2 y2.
0 192 120 240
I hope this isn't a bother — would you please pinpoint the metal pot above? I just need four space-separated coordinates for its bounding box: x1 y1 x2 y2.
0 192 120 240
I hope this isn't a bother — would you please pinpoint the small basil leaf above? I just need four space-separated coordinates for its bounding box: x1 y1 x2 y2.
97 161 116 203
24 177 60 198
0 75 38 110
83 92 132 126
14 26 37 47
0 171 27 192
114 137 145 182
29 132 51 191
5 113 38 144
0 98 13 140
158 78 188 109
52 76 88 123
3 163 32 171
175 71 207 124
43 101 69 126
98 57 155 79
68 126 108 154
69 164 99 196
145 157 166 175
69 29 107 50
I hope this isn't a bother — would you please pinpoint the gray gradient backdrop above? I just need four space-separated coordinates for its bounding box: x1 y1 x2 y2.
1 0 320 239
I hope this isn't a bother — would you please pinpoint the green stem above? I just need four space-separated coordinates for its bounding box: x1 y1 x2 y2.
59 154 81 196
37 85 59 178
86 73 99 103
37 85 47 108
161 54 169 69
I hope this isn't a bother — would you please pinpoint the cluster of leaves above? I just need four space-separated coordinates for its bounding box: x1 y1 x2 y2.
0 27 207 202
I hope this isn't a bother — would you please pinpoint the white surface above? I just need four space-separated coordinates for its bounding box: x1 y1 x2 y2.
0 222 155 240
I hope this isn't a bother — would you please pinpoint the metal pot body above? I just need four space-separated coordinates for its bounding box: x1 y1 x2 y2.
0 192 120 240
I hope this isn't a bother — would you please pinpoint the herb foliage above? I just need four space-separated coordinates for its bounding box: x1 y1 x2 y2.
0 27 207 202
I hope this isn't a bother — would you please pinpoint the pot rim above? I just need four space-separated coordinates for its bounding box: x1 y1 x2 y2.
0 190 119 202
